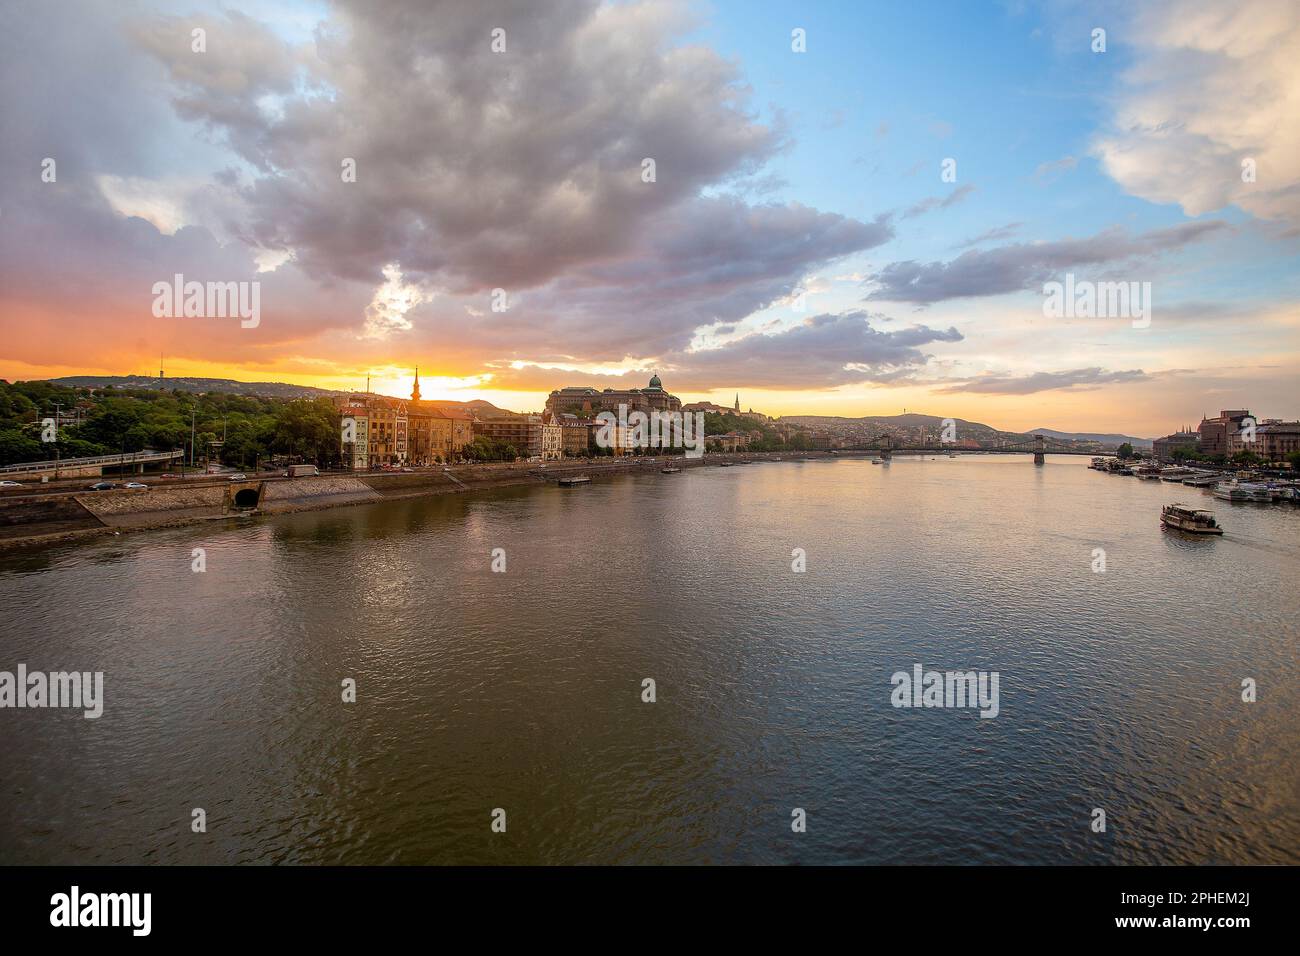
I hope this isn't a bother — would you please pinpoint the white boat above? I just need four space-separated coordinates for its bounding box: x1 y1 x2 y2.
1161 504 1224 534
1213 480 1271 502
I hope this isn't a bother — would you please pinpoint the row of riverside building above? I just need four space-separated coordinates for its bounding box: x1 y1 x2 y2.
1151 409 1300 463
334 371 725 469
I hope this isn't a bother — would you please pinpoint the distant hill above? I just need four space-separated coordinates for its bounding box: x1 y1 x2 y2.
1026 427 1153 448
50 375 343 399
778 413 1012 440
774 413 1144 448
43 375 517 418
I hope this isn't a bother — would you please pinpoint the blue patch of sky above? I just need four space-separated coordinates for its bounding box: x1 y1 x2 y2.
680 0 1294 323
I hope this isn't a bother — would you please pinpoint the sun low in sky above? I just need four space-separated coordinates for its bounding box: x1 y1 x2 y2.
1 0 1296 435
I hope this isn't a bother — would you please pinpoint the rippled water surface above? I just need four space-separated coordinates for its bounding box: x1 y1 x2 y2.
1 456 1296 864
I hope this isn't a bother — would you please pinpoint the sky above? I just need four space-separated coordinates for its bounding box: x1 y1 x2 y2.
1 0 1296 436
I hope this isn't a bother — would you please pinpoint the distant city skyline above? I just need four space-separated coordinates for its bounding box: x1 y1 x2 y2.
2 1 1297 435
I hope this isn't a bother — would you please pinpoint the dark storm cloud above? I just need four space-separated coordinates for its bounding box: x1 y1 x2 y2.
936 367 1149 395
865 221 1230 304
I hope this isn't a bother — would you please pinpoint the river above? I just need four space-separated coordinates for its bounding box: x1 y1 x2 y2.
1 455 1296 864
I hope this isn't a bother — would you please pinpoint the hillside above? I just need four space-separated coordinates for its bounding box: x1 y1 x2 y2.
773 413 1140 448
43 375 515 418
777 413 1013 440
1025 427 1153 448
50 375 342 399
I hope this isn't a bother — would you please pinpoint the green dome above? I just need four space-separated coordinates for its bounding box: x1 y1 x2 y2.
647 373 662 390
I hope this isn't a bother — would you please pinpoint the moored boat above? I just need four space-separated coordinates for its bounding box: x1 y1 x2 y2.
1213 480 1271 502
558 475 591 487
661 466 680 474
1161 504 1224 534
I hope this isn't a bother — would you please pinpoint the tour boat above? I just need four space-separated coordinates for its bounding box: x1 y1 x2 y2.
558 475 591 487
1161 504 1224 534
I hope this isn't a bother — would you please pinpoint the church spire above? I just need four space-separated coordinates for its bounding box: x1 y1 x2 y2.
734 393 740 412
411 366 421 402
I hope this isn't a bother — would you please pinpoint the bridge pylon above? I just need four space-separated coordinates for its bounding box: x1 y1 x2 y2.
879 434 893 460
1033 434 1045 465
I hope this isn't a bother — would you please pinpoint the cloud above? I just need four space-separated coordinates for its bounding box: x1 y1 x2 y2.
1092 0 1300 226
495 311 963 391
936 367 1149 395
954 222 1023 248
902 183 976 219
1033 155 1077 184
864 220 1229 303
0 0 894 378
133 0 793 292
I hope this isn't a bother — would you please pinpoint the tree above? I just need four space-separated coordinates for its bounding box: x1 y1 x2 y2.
1116 442 1134 459
270 399 339 463
464 436 518 461
0 429 44 466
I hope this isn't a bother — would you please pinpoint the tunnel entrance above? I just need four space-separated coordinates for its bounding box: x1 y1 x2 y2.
233 487 259 509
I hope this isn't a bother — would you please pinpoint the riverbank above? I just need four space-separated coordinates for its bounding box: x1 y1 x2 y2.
0 451 834 550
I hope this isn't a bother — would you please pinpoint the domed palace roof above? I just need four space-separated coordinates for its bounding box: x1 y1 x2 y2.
647 372 662 390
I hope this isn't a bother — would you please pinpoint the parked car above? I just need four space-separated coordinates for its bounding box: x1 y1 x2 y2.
228 473 248 481
86 481 116 491
0 480 24 488
123 482 148 489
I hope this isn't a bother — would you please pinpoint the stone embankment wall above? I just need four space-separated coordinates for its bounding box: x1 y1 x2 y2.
75 485 225 527
259 477 381 512
0 451 829 548
0 495 105 540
